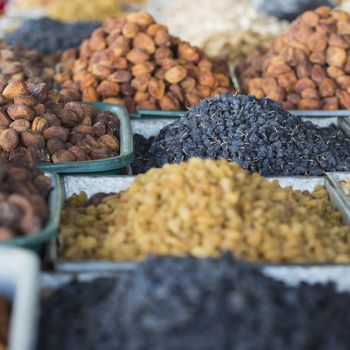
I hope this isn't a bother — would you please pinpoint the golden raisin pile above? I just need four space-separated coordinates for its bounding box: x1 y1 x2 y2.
55 11 232 112
60 158 350 263
239 6 350 110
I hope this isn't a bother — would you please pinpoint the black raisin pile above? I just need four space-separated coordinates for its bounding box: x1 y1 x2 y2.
38 254 350 350
5 18 100 54
132 94 350 176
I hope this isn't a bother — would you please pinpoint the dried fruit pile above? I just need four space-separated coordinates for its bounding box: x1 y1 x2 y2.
56 11 232 111
0 40 55 86
38 254 350 350
47 0 125 22
60 158 350 263
0 154 51 239
0 81 120 164
132 94 350 176
239 6 350 110
147 0 287 62
0 297 9 350
5 18 100 55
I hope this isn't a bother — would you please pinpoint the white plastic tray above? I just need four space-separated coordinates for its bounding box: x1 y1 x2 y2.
0 247 40 350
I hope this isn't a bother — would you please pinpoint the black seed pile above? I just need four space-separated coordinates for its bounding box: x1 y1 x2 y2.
38 254 350 350
5 18 100 54
131 94 350 176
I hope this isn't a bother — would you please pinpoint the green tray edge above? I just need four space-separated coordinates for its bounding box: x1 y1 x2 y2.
0 173 62 251
37 102 134 173
130 109 185 119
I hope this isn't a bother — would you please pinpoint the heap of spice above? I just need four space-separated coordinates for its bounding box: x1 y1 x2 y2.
239 6 350 110
0 154 51 239
0 81 121 164
55 11 232 112
0 297 9 350
132 94 350 176
38 254 350 350
5 18 100 55
60 158 350 263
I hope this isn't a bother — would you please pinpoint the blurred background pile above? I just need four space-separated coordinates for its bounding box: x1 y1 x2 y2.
2 0 350 65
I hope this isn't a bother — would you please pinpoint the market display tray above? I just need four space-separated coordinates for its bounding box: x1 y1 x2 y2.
0 173 62 252
0 247 40 350
48 173 350 273
38 102 134 174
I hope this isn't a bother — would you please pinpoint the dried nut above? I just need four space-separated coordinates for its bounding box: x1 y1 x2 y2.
336 76 350 90
327 66 344 79
122 22 139 38
137 98 158 110
134 91 149 102
319 78 336 97
164 66 187 84
301 88 319 100
119 83 134 97
73 125 93 134
146 23 167 37
43 113 61 126
126 48 150 64
298 98 321 109
155 47 173 64
127 11 154 27
133 33 156 55
47 138 65 155
68 146 88 161
34 103 45 116
2 81 28 100
99 134 119 151
43 126 69 142
33 174 52 197
336 90 350 109
148 78 165 99
97 81 120 98
10 119 30 132
92 122 107 138
160 94 180 110
311 65 326 85
7 104 34 121
0 111 11 127
14 94 37 107
327 47 347 67
52 149 76 163
295 78 316 94
155 30 172 47
29 194 48 221
179 43 201 63
21 130 45 148
198 70 216 88
0 129 18 151
31 117 48 133
60 102 85 127
323 96 339 109
131 75 150 92
82 87 98 102
91 147 111 160
108 70 132 83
